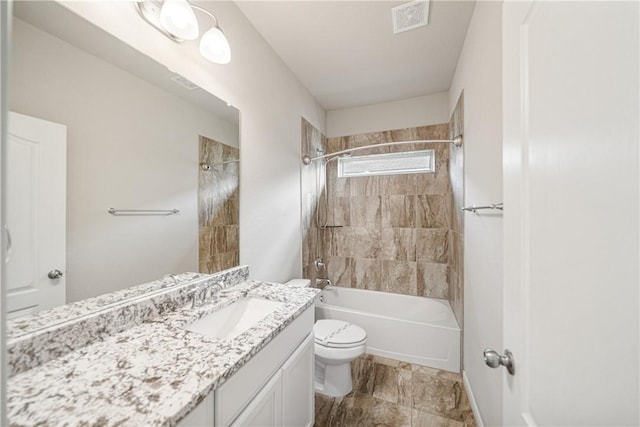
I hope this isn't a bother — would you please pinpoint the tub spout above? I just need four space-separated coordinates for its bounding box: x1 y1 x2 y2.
316 278 332 289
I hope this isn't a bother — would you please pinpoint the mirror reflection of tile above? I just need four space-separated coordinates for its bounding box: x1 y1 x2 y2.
198 135 240 274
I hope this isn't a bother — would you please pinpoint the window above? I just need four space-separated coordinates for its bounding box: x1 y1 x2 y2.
337 149 435 178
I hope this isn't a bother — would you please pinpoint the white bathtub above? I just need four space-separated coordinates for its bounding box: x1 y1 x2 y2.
315 286 460 373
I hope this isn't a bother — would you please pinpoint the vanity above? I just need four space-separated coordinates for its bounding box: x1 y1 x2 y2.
6 266 319 426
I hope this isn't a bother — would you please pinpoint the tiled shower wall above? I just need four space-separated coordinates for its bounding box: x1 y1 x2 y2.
322 125 452 298
198 136 240 274
301 119 327 283
301 118 455 299
448 94 464 327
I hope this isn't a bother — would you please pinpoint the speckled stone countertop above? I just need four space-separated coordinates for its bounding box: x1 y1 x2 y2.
7 267 249 376
7 280 319 427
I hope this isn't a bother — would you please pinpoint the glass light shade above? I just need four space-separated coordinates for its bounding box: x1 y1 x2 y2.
160 0 199 40
199 26 231 64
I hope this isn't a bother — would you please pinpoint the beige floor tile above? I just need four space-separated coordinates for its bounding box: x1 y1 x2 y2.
412 408 464 427
315 354 476 427
411 372 474 423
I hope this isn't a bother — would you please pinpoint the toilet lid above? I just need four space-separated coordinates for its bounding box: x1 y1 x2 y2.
314 319 367 348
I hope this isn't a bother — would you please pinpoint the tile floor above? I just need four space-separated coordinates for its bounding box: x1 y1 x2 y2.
314 354 476 427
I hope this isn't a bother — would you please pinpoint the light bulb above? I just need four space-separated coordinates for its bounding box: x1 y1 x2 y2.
199 26 231 64
160 0 199 40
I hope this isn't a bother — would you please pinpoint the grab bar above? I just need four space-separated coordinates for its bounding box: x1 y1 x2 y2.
108 208 180 216
461 203 503 213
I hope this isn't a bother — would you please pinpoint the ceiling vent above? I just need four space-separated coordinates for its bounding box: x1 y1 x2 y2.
392 0 430 34
170 74 200 91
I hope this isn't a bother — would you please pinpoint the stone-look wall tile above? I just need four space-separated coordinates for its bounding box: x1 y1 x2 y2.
225 225 240 251
417 262 449 299
448 232 464 328
302 225 317 268
448 93 464 330
301 118 327 283
198 227 212 258
389 127 418 142
212 226 226 253
416 123 450 141
199 136 239 275
329 196 350 227
327 136 343 154
379 174 417 196
417 167 450 195
350 196 382 227
450 143 464 234
344 133 390 155
327 257 352 287
351 227 381 259
416 194 451 229
381 228 416 261
316 123 457 302
416 229 449 263
382 195 416 228
332 227 354 258
381 261 417 295
326 161 350 198
351 258 382 290
350 176 381 196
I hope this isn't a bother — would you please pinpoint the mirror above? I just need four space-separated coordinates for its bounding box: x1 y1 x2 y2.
5 1 240 320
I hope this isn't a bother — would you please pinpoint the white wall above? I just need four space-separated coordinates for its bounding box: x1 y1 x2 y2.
326 92 449 137
448 1 503 426
58 1 326 283
0 1 7 422
10 18 238 302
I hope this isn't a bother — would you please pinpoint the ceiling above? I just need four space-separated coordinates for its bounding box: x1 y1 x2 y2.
236 0 476 111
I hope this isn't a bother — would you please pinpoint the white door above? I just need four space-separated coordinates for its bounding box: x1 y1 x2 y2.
5 112 66 318
503 1 639 426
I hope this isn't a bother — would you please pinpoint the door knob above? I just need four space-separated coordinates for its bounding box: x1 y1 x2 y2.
484 348 516 375
48 269 64 279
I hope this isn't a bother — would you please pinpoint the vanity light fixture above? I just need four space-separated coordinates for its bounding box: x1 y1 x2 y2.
135 0 231 64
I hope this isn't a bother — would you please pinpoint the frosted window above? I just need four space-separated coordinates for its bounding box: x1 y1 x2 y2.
337 150 435 177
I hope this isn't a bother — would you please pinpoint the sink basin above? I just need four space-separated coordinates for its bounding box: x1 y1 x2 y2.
185 297 285 340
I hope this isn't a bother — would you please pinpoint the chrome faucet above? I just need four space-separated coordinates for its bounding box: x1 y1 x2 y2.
162 273 179 287
316 278 332 290
188 281 225 309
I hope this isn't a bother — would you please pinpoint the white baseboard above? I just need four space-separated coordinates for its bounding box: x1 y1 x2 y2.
463 370 484 427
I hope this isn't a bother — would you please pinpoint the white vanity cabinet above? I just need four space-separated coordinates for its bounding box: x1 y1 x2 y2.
178 305 314 427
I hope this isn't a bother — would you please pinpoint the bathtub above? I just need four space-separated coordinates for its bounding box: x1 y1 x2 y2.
315 286 460 373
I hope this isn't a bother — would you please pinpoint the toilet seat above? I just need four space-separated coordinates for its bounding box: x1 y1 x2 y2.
314 319 367 348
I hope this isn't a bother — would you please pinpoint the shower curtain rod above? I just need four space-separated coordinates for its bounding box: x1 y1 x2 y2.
301 135 463 165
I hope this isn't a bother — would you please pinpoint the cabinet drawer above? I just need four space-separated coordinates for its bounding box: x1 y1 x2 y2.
215 306 313 426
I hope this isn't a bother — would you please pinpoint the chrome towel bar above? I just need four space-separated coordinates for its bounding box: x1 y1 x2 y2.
108 208 180 216
462 203 503 213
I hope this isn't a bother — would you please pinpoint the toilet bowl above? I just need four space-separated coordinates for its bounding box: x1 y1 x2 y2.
285 279 367 397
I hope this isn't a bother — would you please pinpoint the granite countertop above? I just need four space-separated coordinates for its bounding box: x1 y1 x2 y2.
7 280 319 427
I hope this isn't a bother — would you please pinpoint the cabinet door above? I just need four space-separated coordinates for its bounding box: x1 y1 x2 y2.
231 371 282 427
177 391 214 427
281 333 314 427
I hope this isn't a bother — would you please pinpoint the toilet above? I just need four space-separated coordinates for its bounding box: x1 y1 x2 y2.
285 279 367 397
